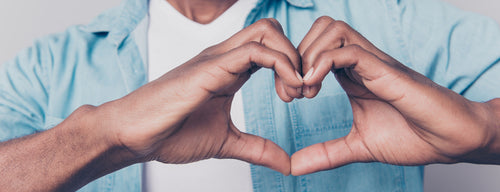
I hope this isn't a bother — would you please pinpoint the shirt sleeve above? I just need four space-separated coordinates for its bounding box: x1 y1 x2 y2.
398 0 500 102
0 38 51 141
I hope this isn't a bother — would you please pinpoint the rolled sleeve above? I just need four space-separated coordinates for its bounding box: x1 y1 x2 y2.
399 0 500 101
0 39 50 141
457 18 500 101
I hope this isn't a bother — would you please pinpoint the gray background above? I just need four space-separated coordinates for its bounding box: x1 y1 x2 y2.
1 0 500 191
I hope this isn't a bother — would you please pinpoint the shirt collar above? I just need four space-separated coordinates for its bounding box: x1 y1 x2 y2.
84 0 313 45
85 0 149 46
284 0 314 8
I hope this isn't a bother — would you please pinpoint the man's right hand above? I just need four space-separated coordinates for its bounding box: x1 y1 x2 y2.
0 18 304 191
90 18 303 175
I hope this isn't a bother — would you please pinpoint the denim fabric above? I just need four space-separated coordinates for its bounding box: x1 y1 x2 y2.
1 0 500 191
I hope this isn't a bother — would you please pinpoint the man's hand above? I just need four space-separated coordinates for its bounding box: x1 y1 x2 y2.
0 18 303 191
291 16 500 175
97 18 303 174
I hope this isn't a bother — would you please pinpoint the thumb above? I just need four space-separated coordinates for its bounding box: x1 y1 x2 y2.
219 132 291 175
291 136 369 176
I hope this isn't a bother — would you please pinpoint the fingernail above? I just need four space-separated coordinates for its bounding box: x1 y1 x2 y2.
296 87 303 95
295 71 303 83
303 86 311 96
303 68 314 81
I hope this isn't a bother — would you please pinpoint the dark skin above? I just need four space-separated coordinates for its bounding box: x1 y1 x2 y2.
167 0 238 24
0 0 303 189
291 16 500 175
2 0 500 190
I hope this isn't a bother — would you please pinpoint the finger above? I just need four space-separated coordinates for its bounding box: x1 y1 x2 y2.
291 136 370 176
304 45 386 87
331 54 483 148
300 20 364 98
308 44 456 124
302 84 322 98
278 72 304 100
334 69 378 100
299 17 350 98
302 20 374 66
220 18 303 100
201 42 303 101
298 16 335 98
219 18 301 71
275 74 294 102
220 131 291 175
297 16 335 56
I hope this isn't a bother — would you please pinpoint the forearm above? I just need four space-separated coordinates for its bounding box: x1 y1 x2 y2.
0 105 138 191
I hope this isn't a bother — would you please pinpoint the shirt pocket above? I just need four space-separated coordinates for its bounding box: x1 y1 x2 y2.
290 73 354 144
290 93 406 192
291 92 353 150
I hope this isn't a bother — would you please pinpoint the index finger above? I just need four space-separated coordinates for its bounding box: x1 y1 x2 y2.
218 18 301 72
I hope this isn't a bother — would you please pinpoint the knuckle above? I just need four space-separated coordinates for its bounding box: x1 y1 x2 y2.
348 44 363 53
76 104 97 114
201 45 218 55
302 51 313 64
321 21 350 48
244 41 263 51
345 45 364 59
302 48 317 67
255 18 276 30
301 55 313 68
243 42 266 58
331 20 350 30
347 45 368 63
265 18 280 25
275 52 290 64
317 50 331 61
350 44 362 49
314 16 335 26
253 18 282 34
327 20 350 38
269 51 289 67
315 51 336 68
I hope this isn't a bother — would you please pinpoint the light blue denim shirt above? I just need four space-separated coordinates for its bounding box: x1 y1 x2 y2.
1 0 500 191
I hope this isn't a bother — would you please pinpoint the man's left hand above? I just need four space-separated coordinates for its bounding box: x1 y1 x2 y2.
291 16 497 175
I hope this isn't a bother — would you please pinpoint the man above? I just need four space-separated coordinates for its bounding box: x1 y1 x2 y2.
1 0 499 192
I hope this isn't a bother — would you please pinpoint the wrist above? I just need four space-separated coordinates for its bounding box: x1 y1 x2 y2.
75 104 145 165
72 105 115 149
482 99 500 158
35 104 143 191
458 99 500 164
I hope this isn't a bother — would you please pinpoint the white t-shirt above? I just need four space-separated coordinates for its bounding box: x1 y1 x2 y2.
144 0 258 191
